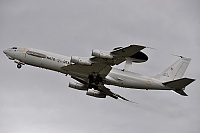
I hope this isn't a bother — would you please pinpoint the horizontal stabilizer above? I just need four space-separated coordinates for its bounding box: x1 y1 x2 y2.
163 78 195 96
173 90 188 96
163 78 195 89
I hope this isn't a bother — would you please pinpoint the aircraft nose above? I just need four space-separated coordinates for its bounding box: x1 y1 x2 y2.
3 49 8 54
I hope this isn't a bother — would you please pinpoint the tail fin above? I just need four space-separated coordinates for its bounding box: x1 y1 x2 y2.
155 57 191 82
163 78 195 96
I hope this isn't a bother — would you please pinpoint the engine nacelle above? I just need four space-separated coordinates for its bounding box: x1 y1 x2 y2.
68 81 88 90
86 89 106 98
70 56 92 65
92 50 113 59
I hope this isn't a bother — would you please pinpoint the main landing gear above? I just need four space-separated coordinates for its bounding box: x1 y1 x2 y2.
88 74 103 85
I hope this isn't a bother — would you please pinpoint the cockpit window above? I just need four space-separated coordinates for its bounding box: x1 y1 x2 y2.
12 47 17 49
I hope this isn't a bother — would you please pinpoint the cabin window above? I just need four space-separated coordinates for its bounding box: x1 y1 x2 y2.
26 50 47 58
12 47 17 49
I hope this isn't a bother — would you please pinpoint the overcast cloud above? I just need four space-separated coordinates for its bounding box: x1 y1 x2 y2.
0 0 200 133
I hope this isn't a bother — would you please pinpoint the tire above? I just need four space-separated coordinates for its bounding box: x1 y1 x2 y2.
94 80 99 85
17 64 22 69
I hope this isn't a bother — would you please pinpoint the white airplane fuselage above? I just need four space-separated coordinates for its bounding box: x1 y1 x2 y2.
3 47 171 91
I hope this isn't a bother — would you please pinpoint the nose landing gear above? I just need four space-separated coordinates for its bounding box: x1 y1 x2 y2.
14 61 24 69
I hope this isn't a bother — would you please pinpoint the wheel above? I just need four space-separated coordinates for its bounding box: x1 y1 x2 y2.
17 64 22 69
95 76 102 85
89 78 94 84
88 75 94 84
94 80 99 85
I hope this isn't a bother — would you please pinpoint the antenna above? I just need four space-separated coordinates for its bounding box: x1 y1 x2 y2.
171 54 183 58
146 46 156 50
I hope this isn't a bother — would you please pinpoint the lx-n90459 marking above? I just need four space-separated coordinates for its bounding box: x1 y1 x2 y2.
3 45 195 103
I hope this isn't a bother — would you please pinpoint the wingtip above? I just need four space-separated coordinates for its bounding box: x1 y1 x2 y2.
131 101 139 104
146 46 156 50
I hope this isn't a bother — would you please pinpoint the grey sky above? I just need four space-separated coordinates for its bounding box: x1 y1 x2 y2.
0 0 200 133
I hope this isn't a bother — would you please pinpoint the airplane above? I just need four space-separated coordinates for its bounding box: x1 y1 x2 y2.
3 45 195 103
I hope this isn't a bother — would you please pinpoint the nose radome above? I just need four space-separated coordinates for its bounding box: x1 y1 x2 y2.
3 50 7 54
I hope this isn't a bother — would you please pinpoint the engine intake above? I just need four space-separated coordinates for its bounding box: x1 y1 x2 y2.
86 89 106 98
92 50 113 59
70 56 92 65
69 81 88 90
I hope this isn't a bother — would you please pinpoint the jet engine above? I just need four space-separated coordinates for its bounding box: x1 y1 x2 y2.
68 81 88 90
70 56 92 65
86 89 106 98
92 50 113 59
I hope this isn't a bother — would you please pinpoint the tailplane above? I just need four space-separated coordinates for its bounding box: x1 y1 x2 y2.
155 57 191 82
163 78 195 96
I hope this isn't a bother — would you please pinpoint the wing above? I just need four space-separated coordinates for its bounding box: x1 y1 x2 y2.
62 44 146 82
71 76 137 103
61 63 112 79
91 44 146 65
98 86 138 103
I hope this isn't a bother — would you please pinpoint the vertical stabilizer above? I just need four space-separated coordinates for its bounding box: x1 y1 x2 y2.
155 57 191 82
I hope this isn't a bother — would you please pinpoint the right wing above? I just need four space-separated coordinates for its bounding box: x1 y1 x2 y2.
98 86 138 104
71 76 137 103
